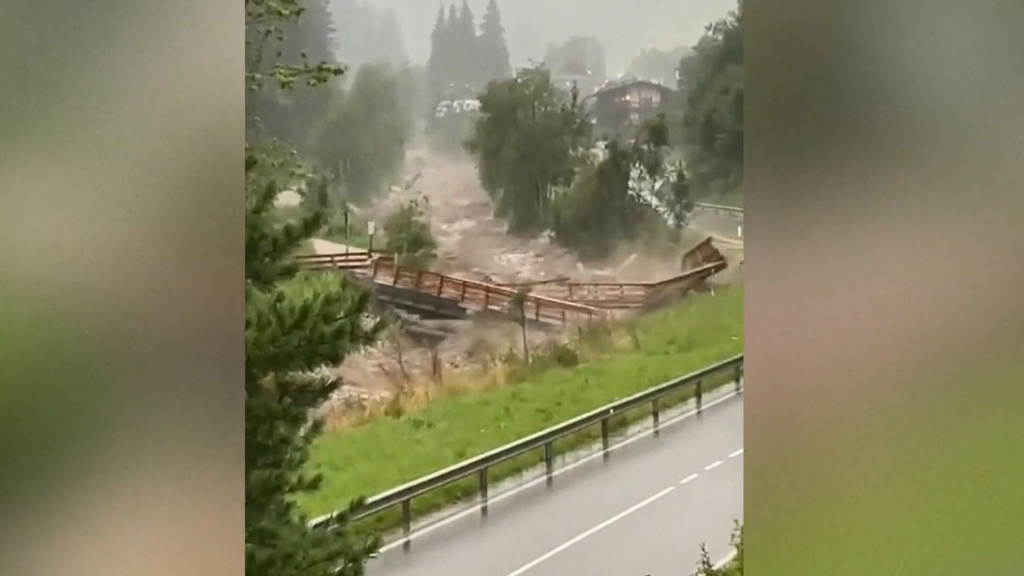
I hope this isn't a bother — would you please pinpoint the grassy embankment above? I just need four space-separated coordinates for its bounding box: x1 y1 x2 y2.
304 286 744 532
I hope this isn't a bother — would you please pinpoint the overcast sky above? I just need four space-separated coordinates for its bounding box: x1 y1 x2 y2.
355 0 737 74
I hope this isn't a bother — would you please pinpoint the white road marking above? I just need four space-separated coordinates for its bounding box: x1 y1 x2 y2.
729 448 744 458
680 473 699 485
501 486 677 576
705 460 723 471
375 388 742 552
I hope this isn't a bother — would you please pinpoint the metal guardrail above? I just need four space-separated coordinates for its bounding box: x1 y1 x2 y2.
694 202 744 214
312 354 744 550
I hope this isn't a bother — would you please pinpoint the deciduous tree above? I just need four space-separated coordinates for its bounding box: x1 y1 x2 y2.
551 116 690 259
308 63 411 202
382 199 439 269
246 0 343 150
466 66 591 234
678 0 743 195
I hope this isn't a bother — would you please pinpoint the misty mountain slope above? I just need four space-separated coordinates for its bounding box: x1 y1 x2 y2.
360 0 735 72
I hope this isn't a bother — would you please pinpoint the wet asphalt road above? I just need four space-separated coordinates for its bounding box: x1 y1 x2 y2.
367 395 744 576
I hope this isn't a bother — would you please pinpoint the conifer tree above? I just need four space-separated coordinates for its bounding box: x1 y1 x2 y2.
379 8 408 65
426 3 448 104
245 153 384 576
456 0 479 88
446 4 461 89
479 0 512 83
245 1 385 575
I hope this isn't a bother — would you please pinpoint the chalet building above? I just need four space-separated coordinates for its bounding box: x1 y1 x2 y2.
586 79 675 138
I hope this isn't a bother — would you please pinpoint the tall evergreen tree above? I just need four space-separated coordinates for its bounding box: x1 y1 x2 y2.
456 0 479 88
446 4 461 89
379 8 408 65
245 146 384 576
245 1 384 575
478 0 512 84
426 3 448 104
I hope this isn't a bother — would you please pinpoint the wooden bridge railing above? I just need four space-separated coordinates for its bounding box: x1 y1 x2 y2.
296 250 379 270
525 282 651 309
366 259 601 325
296 234 730 318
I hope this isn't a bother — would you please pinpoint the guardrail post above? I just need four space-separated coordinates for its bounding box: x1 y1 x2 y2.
652 398 661 438
478 468 489 518
544 442 554 486
735 363 743 394
401 500 412 552
695 379 704 415
601 417 610 461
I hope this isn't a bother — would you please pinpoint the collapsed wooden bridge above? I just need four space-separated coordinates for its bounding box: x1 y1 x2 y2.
295 237 727 324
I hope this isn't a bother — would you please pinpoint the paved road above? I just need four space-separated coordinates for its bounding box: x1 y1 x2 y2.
368 395 744 576
691 209 743 242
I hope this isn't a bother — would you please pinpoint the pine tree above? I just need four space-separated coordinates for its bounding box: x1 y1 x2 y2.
456 0 479 89
245 147 385 576
426 3 448 105
245 2 385 575
479 0 512 83
379 8 408 65
446 4 461 89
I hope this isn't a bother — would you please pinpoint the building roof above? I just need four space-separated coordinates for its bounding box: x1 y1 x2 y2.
588 79 675 100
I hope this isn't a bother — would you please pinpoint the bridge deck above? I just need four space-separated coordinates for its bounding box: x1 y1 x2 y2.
365 259 600 325
295 236 728 322
297 252 601 324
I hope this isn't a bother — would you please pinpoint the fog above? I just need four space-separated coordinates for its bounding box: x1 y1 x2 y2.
340 0 736 74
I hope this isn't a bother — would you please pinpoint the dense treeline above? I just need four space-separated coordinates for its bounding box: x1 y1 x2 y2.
677 1 743 196
331 0 408 67
463 0 742 260
424 0 512 151
307 64 410 202
426 0 512 104
466 65 692 260
247 0 419 205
